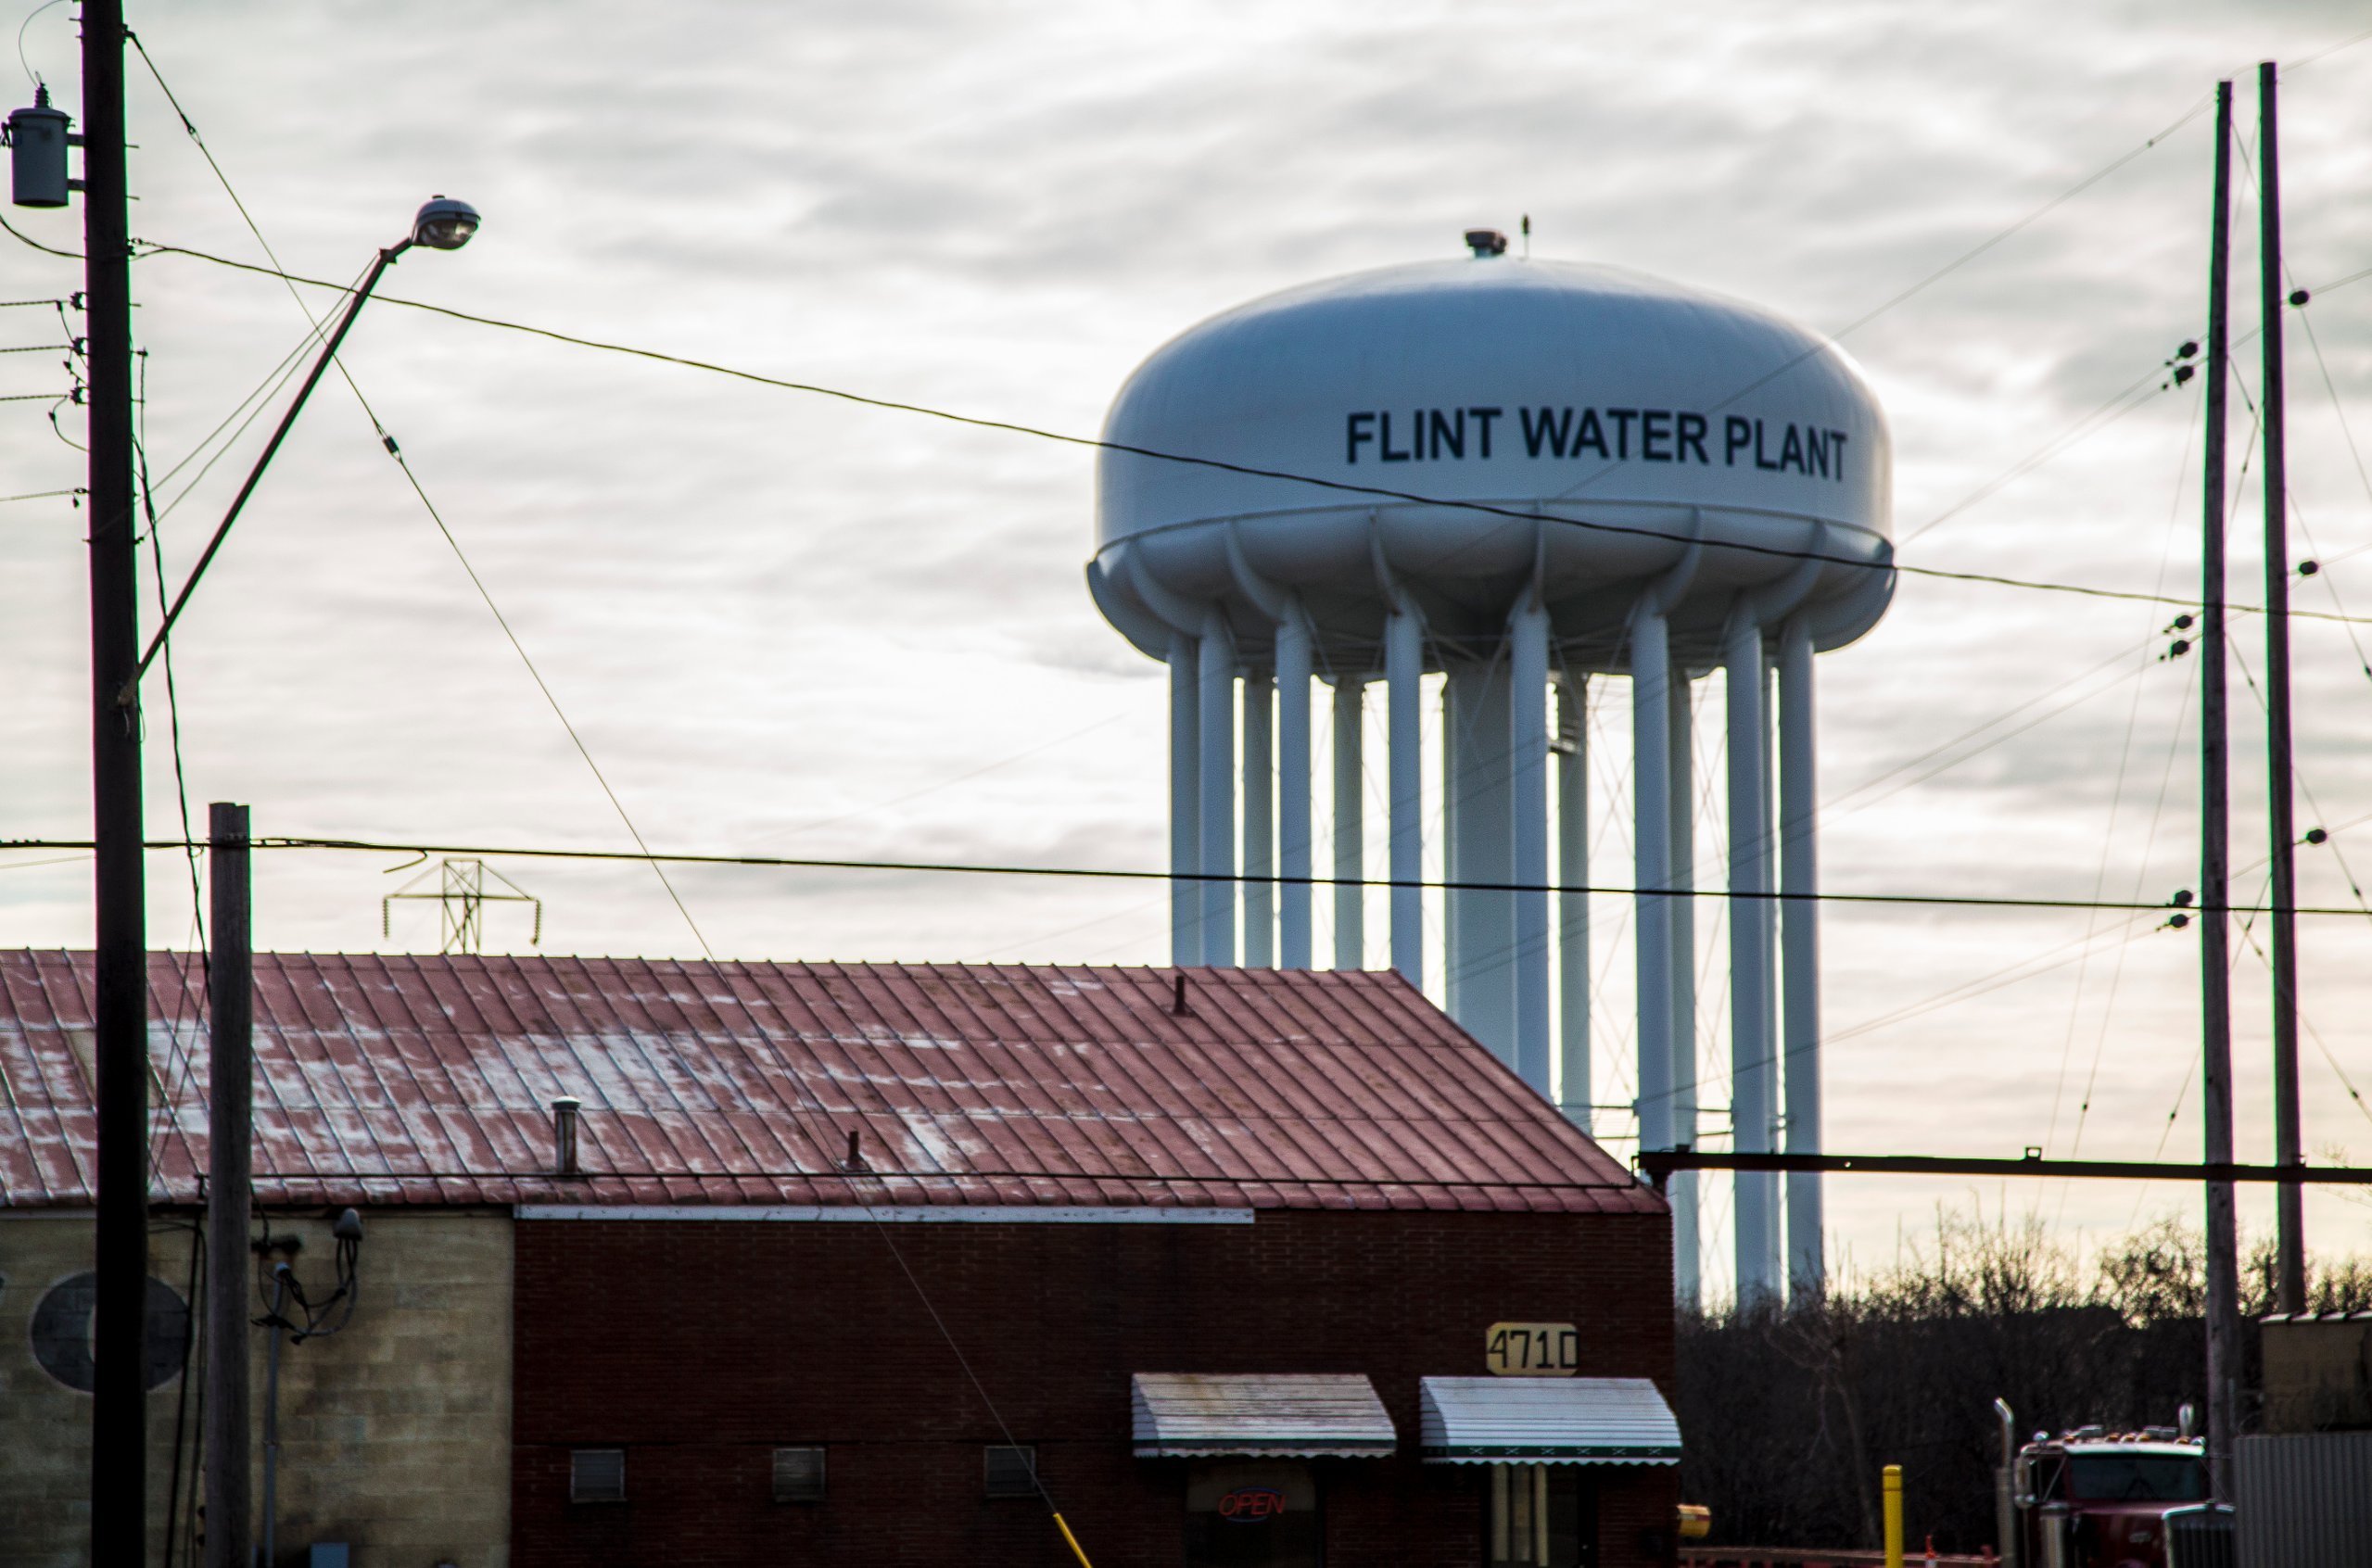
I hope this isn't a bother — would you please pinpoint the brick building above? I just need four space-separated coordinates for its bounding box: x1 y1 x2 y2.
0 952 1676 1568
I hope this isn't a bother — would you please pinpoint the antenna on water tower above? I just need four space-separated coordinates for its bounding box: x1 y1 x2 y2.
382 858 543 954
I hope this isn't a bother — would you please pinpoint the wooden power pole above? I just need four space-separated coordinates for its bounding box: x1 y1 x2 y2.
2198 77 2243 1496
205 803 253 1568
2257 58 2307 1316
80 0 154 1554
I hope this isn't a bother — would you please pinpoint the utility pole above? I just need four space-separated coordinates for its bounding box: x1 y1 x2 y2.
81 0 152 1553
2198 78 2243 1498
2257 58 2306 1316
205 803 253 1568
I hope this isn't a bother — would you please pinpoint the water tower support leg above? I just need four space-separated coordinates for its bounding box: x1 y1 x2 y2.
1779 614 1824 1297
1725 614 1777 1304
1442 677 1464 1020
1170 632 1202 967
1630 609 1674 1164
1556 676 1590 1129
1387 610 1425 984
1276 613 1313 968
1668 669 1701 1310
1332 678 1365 969
1243 670 1275 967
1199 614 1238 966
1510 602 1552 1095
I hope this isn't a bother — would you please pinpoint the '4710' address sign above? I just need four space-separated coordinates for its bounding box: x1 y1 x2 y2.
1486 1321 1580 1377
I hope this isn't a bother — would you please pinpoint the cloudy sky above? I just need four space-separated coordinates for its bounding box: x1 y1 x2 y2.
2 0 2369 1296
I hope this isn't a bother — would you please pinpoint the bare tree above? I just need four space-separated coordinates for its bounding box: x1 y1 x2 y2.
1674 1209 2367 1551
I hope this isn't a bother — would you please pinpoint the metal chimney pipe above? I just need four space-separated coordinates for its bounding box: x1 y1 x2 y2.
552 1096 582 1178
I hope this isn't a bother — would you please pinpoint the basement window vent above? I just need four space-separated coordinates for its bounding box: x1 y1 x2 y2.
773 1446 826 1503
570 1448 627 1504
983 1444 1039 1498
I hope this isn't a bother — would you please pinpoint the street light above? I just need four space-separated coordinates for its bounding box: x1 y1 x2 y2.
126 196 482 697
412 194 480 251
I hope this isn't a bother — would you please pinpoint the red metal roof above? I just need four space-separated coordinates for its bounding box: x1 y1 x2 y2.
0 951 1658 1215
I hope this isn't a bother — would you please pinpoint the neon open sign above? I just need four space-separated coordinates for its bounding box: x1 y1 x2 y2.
1217 1486 1287 1523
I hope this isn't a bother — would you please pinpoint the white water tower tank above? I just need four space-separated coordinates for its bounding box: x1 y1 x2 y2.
1085 234 1893 1303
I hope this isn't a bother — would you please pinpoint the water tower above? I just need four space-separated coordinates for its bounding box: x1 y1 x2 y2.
1085 234 1893 1301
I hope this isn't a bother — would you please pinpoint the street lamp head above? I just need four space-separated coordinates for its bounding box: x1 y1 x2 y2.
412 195 480 251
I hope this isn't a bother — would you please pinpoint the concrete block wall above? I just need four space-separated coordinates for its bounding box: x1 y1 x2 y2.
254 1209 513 1568
0 1211 198 1568
0 1208 512 1568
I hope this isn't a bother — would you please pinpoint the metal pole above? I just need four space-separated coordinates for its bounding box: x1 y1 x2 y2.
1556 676 1590 1129
1275 611 1313 968
1779 615 1824 1299
1332 677 1365 969
1631 608 1674 1169
1242 667 1275 967
1638 1148 2372 1184
1387 608 1425 983
128 242 401 693
261 1270 288 1568
1668 668 1700 1309
205 804 253 1568
1198 614 1237 966
1726 613 1778 1302
81 0 151 1552
1445 662 1516 1064
1511 601 1552 1095
1169 632 1201 967
2200 77 2243 1498
1441 674 1464 1021
2257 58 2306 1316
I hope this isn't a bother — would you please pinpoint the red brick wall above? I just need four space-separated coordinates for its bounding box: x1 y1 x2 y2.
513 1208 1676 1568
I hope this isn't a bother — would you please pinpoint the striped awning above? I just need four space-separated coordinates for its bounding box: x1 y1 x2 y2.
1132 1373 1397 1458
1419 1376 1681 1465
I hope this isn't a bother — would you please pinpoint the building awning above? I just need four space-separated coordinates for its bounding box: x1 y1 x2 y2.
1419 1376 1681 1465
1132 1373 1398 1458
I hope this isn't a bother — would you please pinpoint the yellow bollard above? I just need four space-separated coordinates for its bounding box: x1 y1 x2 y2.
1883 1465 1904 1568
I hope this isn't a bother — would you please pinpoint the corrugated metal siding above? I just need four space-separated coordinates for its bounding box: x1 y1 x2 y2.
1418 1376 1681 1464
0 952 1658 1216
1131 1373 1397 1457
2233 1432 2372 1568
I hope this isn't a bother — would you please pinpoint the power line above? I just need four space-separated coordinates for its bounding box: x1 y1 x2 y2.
134 239 2372 632
13 831 2372 919
119 47 1085 1549
113 45 716 963
1896 367 2176 549
378 439 717 960
0 208 76 258
133 348 213 1173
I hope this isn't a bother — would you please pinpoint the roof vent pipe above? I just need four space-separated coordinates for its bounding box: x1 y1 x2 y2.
552 1096 582 1178
1464 228 1508 259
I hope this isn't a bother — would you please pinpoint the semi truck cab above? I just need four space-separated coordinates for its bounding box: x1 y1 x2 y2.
1995 1402 2220 1568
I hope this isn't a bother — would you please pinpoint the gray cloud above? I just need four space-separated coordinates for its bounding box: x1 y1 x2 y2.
3 0 2369 1281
